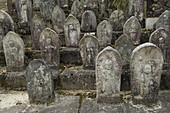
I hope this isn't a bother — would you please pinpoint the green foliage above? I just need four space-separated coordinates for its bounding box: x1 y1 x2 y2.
109 0 129 13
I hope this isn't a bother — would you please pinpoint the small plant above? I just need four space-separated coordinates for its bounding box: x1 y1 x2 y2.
109 0 129 13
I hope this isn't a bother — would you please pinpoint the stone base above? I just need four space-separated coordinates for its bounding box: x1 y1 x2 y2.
59 68 95 90
5 71 26 90
97 94 120 104
132 95 158 105
60 47 82 65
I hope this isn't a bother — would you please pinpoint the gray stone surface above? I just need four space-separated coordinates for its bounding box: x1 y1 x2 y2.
98 0 108 18
79 35 99 69
130 43 163 105
109 9 126 31
60 47 82 65
15 0 33 25
64 14 80 47
31 15 46 50
3 31 24 72
145 18 159 29
60 68 95 90
5 71 26 90
97 20 112 48
40 28 60 69
0 10 14 50
81 0 99 9
81 10 97 32
156 10 170 32
115 34 135 66
129 0 144 22
71 0 84 18
52 5 65 34
0 92 79 113
33 0 40 10
26 59 55 104
123 16 141 45
39 0 55 20
149 28 170 65
96 46 122 104
57 0 69 8
80 91 170 113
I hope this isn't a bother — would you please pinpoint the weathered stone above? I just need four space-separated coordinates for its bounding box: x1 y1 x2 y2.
115 34 135 66
15 0 33 26
31 15 46 50
26 59 55 104
147 0 164 17
98 0 108 18
57 0 69 8
0 10 14 50
40 28 60 69
60 47 82 65
5 71 26 90
123 16 141 45
81 10 97 32
96 46 122 104
3 31 24 72
7 0 18 21
149 28 170 65
39 0 55 20
64 14 80 47
79 35 99 69
130 43 163 105
33 0 40 11
129 0 144 22
52 5 65 34
81 0 99 9
156 10 170 32
97 20 112 48
145 18 159 29
109 9 126 31
60 68 95 90
71 0 84 19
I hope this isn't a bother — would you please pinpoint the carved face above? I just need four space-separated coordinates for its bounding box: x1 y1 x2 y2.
143 64 152 74
104 59 112 70
45 37 52 45
129 28 137 41
159 37 165 44
68 24 74 29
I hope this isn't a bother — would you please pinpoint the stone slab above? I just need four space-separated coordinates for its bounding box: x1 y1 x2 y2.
60 47 82 65
0 91 79 113
60 68 95 90
145 18 159 29
80 91 170 113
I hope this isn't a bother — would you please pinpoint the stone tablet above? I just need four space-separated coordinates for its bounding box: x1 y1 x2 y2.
81 10 97 32
149 28 170 65
57 0 69 8
52 5 65 34
79 35 99 69
0 10 14 50
123 16 141 45
109 9 126 31
3 31 24 72
64 14 80 47
98 0 108 18
26 59 55 104
129 0 144 22
31 15 46 50
97 20 112 47
115 34 135 66
96 46 122 104
16 0 33 25
39 0 55 20
156 10 170 32
130 43 163 105
71 0 84 18
40 28 60 69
